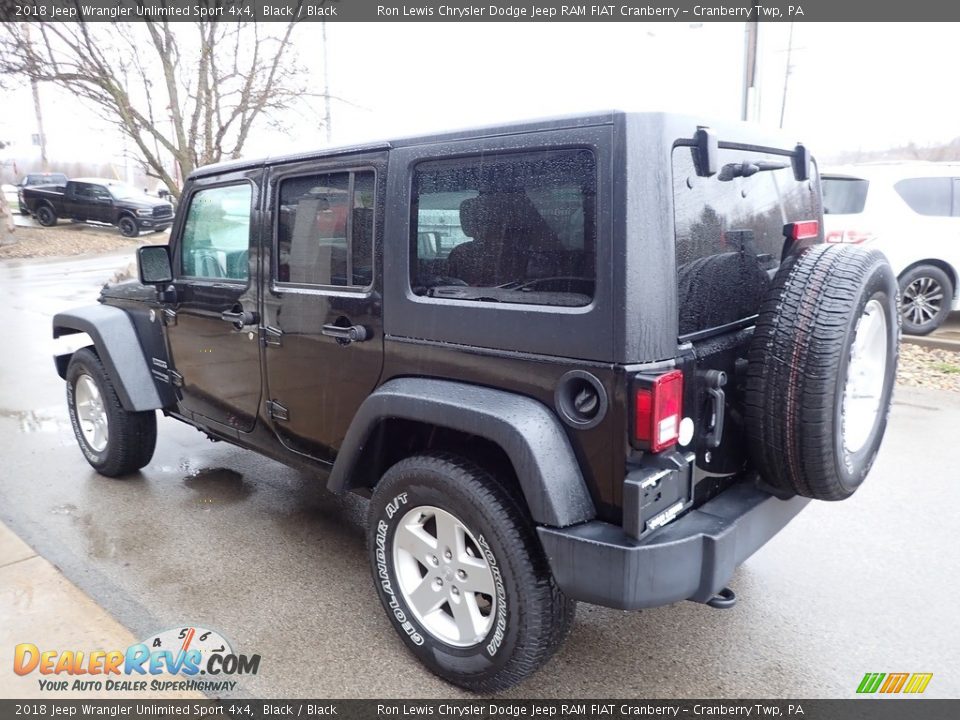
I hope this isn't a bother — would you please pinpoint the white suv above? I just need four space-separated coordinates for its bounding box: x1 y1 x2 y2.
822 162 960 335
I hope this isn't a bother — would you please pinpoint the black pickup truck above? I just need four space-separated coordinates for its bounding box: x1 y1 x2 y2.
22 177 174 237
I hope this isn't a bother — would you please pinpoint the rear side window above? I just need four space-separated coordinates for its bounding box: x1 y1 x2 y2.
894 177 956 217
276 170 375 288
673 146 820 337
822 177 869 215
180 184 252 281
410 149 596 307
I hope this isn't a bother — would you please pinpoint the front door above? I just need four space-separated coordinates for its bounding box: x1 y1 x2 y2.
88 184 116 223
163 170 263 434
262 156 385 463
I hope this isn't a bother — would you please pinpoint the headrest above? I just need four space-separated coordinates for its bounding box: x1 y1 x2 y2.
459 193 535 240
459 196 482 238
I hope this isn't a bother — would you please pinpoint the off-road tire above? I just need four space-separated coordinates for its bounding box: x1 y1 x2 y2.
367 453 575 692
899 264 953 336
118 216 139 238
35 204 57 226
65 348 157 477
745 244 899 501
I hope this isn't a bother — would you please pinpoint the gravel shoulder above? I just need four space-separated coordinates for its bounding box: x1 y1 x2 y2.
0 219 167 259
897 342 960 392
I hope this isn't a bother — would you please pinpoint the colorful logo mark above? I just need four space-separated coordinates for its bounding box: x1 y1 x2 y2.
857 672 933 694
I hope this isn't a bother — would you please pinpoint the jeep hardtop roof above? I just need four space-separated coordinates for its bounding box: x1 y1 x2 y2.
188 110 810 181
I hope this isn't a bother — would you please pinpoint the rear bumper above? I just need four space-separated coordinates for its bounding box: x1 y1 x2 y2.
537 482 809 610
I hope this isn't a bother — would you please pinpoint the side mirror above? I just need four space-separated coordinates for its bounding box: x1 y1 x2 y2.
792 143 811 182
138 245 173 285
693 127 719 177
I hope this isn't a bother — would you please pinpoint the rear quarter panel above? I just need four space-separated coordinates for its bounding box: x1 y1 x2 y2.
22 186 66 211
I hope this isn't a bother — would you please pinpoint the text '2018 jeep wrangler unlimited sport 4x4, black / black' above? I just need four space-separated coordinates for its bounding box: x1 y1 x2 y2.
53 112 899 692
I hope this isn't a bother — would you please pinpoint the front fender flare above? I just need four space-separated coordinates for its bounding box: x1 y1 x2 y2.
53 304 163 412
328 378 596 528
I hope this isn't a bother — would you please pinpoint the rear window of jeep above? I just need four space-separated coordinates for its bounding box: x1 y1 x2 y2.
673 146 820 338
410 149 597 307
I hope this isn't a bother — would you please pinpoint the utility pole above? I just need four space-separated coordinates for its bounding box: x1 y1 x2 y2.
22 23 49 170
779 22 795 129
121 65 133 185
30 80 47 170
322 22 332 144
741 20 758 122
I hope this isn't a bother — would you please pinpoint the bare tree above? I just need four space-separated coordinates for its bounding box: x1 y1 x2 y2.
1 3 313 198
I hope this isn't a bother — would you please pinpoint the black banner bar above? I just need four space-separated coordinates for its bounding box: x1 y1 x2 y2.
2 0 960 22
0 700 958 720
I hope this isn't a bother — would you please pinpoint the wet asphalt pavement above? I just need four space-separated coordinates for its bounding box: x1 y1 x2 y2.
0 251 958 699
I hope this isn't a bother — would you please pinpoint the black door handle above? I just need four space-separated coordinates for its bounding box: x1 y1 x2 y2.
321 323 370 344
221 306 259 330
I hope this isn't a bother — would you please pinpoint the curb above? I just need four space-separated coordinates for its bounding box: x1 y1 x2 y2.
900 312 960 353
901 335 960 352
0 521 203 699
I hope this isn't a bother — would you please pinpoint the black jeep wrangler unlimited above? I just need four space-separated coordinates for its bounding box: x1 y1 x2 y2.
53 112 899 692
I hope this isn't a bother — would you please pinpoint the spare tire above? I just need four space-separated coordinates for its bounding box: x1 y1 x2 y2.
745 244 899 501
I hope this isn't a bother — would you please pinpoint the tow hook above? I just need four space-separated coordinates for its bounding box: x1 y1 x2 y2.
706 587 737 609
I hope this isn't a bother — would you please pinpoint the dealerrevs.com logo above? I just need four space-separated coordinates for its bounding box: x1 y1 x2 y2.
13 626 260 693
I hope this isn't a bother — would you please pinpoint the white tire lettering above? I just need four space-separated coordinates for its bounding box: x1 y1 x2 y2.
67 378 100 463
376 498 424 646
477 534 507 657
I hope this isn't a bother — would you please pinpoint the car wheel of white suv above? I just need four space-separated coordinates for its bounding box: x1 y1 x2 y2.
899 265 954 335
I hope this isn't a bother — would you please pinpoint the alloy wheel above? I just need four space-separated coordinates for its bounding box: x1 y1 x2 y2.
902 276 944 328
392 505 497 647
74 373 109 452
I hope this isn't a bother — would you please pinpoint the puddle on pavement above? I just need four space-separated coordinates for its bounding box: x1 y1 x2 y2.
183 467 253 506
0 407 70 433
74 511 119 560
49 504 121 559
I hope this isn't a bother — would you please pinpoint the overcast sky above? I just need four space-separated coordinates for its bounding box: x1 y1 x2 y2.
2 22 958 180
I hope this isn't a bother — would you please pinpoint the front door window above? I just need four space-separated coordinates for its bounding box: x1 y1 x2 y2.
180 184 252 281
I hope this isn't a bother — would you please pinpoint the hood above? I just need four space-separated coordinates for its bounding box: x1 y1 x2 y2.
120 197 173 211
99 280 157 303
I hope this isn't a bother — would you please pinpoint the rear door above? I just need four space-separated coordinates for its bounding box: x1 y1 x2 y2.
672 144 822 477
891 176 960 280
163 169 263 434
63 183 90 220
261 153 386 463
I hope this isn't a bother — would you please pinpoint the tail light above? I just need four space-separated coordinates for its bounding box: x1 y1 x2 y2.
825 229 876 244
633 370 683 453
785 220 820 240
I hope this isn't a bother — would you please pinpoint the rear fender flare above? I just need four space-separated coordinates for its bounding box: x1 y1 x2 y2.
328 378 597 528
